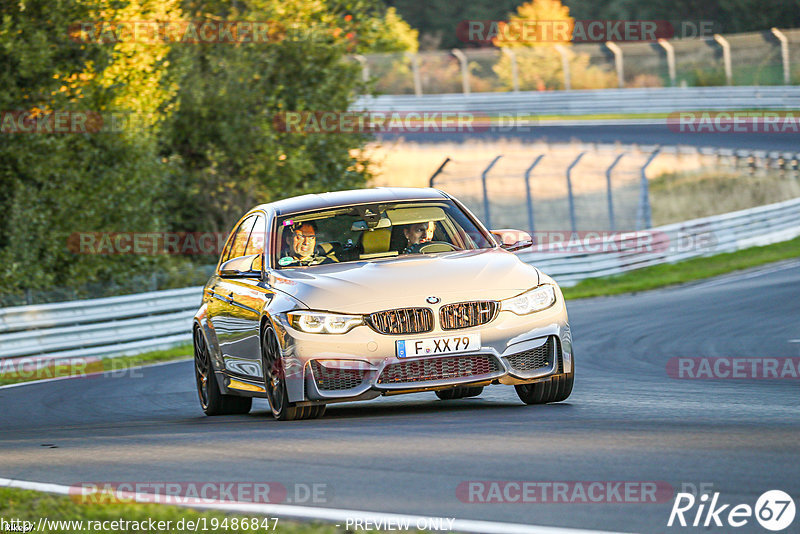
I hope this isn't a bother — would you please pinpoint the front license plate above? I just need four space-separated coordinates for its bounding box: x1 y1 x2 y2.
396 334 481 358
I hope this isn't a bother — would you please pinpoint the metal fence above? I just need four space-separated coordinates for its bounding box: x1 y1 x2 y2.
354 28 800 95
517 196 800 287
430 144 800 234
0 287 200 362
353 85 800 115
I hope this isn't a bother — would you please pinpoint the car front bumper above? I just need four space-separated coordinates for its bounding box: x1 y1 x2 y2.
273 295 573 404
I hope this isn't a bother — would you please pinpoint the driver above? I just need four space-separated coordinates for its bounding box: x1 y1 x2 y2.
279 221 335 267
402 221 435 254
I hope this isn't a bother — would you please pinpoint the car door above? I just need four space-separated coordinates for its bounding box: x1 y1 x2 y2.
218 213 272 382
211 215 256 370
204 217 248 367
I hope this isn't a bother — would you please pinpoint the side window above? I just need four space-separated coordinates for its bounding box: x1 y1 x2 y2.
245 215 266 256
222 215 256 265
219 229 237 267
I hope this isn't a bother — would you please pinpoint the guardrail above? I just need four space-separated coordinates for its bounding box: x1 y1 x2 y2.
1 197 798 363
353 86 800 115
517 196 800 286
0 287 201 362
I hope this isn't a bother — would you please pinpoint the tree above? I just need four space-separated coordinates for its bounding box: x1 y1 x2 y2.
161 0 418 234
0 0 419 300
0 0 185 301
492 0 617 90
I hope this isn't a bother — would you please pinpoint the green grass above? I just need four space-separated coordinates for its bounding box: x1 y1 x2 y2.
0 344 192 386
0 486 345 534
562 235 800 300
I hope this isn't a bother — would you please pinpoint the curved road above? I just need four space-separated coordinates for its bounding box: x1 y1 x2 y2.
2 261 799 533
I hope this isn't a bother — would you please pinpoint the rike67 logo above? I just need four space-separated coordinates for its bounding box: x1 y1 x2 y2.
668 490 796 531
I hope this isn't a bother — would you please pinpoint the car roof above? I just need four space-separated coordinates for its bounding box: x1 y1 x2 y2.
254 187 450 216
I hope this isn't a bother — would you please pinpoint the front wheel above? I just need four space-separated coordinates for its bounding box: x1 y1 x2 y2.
261 325 326 421
194 326 252 416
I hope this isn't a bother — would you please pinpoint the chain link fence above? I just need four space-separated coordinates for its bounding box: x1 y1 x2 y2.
429 143 800 233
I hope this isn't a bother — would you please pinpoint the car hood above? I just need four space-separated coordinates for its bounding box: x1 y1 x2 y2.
267 248 540 313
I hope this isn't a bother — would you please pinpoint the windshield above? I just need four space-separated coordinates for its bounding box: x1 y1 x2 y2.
273 200 493 269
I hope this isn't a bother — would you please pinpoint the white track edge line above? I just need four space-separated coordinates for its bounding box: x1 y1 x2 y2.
0 358 191 390
0 477 631 534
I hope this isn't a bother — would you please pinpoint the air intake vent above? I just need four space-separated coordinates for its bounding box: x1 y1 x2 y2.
309 361 368 391
378 354 499 384
506 337 555 372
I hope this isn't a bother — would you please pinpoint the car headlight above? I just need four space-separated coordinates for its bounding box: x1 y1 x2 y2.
287 310 364 334
500 285 556 315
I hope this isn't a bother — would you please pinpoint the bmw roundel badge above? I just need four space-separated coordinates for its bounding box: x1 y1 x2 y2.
426 296 440 304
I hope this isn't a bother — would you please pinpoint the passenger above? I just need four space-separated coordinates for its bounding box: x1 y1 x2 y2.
402 221 435 254
279 221 335 267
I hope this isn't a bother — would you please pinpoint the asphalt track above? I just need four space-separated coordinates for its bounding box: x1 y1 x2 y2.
2 261 799 533
379 124 800 151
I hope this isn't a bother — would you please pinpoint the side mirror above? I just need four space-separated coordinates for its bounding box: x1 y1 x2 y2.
490 229 533 252
220 254 263 278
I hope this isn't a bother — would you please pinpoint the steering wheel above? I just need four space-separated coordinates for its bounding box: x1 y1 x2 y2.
404 241 457 254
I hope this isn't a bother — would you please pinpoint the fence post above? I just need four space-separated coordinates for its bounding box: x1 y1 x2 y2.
451 49 470 95
771 28 791 85
524 155 545 234
657 39 676 87
352 54 369 83
713 34 732 85
554 44 571 90
406 52 422 96
429 157 451 187
637 148 660 230
501 47 519 92
565 152 586 233
481 155 503 229
605 152 626 231
605 42 625 88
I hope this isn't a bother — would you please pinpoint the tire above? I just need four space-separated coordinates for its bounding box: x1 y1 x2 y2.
435 386 484 400
261 325 326 421
194 326 252 416
514 372 574 405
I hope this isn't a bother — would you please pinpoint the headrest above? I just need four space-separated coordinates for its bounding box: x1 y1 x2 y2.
361 228 391 254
